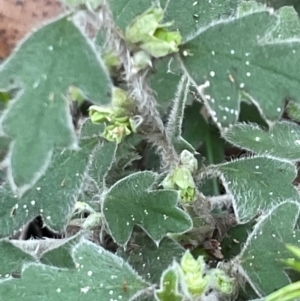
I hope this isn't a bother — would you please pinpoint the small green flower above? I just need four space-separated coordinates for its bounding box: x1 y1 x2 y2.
141 29 182 58
162 166 196 202
185 272 208 296
125 6 182 58
209 269 236 295
181 250 205 274
180 250 208 296
89 105 113 123
102 120 132 144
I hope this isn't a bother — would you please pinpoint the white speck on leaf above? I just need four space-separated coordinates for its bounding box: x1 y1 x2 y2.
230 50 235 54
87 271 93 276
255 137 260 142
210 71 215 77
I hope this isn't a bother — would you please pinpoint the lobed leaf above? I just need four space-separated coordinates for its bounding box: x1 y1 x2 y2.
179 8 300 128
155 266 183 301
103 171 192 246
117 230 184 283
237 201 300 296
164 0 240 40
0 240 34 278
150 58 182 115
0 138 98 238
0 16 111 195
211 156 299 223
0 238 149 300
40 234 82 269
222 121 300 161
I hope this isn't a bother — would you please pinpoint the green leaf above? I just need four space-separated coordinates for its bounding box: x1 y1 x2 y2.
221 220 256 260
0 139 98 238
271 6 300 39
0 240 34 278
211 156 299 223
237 201 300 296
117 229 184 283
182 101 224 195
0 16 111 195
110 0 153 31
40 234 81 269
164 0 240 40
166 76 195 154
0 238 149 300
87 140 117 192
179 8 300 128
150 58 182 114
155 266 183 301
222 121 300 161
103 171 192 245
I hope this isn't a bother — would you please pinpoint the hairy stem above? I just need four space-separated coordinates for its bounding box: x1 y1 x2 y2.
96 2 179 168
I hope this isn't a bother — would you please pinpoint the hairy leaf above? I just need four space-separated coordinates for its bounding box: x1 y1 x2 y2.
87 140 117 192
237 201 300 296
272 6 300 39
117 229 184 283
0 239 149 300
0 240 34 278
150 58 182 114
182 101 224 195
179 8 300 128
211 156 299 223
155 266 183 301
110 0 153 30
0 139 98 238
0 16 111 195
40 234 81 269
222 121 300 161
164 0 239 40
103 171 192 245
166 76 195 153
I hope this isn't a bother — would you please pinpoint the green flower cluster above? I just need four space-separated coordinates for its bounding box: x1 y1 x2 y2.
162 150 197 203
179 250 236 299
89 88 140 143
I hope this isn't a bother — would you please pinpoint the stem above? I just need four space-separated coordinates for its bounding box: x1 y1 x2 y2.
96 2 179 168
